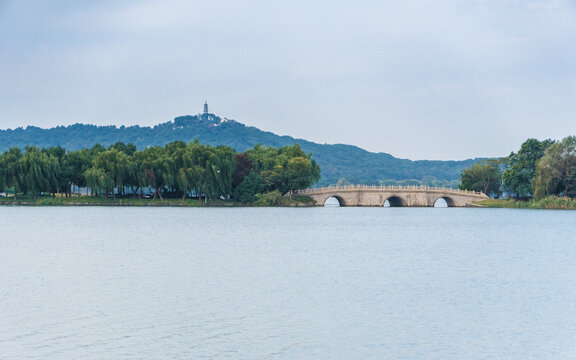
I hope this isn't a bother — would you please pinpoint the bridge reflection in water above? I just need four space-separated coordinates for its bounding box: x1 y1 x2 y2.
292 185 488 207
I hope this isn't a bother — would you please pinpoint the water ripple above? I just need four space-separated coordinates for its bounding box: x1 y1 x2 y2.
1 207 576 359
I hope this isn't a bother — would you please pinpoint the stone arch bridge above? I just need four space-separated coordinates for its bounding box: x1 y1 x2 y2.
291 185 488 207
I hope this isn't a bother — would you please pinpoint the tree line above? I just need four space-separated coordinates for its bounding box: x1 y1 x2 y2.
0 141 321 202
459 136 576 199
0 115 482 188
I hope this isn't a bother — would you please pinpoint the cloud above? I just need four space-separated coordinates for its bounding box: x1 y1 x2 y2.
0 0 575 159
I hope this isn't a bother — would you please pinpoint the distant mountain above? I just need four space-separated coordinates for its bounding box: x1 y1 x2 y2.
0 113 485 186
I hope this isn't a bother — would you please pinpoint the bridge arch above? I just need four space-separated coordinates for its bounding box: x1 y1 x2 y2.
383 195 407 207
292 185 489 207
323 195 346 207
433 196 456 207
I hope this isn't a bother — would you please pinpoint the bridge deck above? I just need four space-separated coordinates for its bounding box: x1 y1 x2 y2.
293 185 484 196
291 185 488 207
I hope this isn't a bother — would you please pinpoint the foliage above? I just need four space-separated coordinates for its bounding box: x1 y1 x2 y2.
502 138 553 198
252 190 312 206
533 136 576 199
0 114 486 186
459 136 576 201
247 144 321 193
459 160 502 196
253 190 290 206
1 147 23 197
232 153 254 188
476 196 576 210
86 148 131 199
232 171 264 203
62 147 95 195
0 193 206 206
18 146 60 200
0 146 61 199
474 199 531 208
0 141 321 205
533 196 576 209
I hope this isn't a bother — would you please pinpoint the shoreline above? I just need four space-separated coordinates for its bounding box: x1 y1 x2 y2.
0 197 314 207
0 201 234 207
2 198 575 209
475 197 576 210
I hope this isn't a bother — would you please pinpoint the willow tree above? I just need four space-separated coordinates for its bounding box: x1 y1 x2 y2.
169 142 202 200
86 148 130 199
41 146 67 195
18 146 60 200
533 136 576 199
63 148 94 196
0 152 6 193
206 146 235 199
181 141 212 201
2 147 23 198
138 146 173 200
84 168 107 197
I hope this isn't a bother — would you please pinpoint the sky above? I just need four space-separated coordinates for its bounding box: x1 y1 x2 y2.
1 0 575 160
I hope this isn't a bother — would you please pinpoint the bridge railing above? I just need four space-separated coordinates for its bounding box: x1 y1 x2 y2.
292 184 486 197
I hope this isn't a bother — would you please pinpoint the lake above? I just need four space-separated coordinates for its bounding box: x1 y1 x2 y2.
1 206 575 359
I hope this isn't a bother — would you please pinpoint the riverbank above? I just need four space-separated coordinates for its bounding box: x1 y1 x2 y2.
476 196 576 210
0 195 315 207
0 197 217 207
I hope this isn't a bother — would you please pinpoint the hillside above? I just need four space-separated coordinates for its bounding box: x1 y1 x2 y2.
0 113 484 186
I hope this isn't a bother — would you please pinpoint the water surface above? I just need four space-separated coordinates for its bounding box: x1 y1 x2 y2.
1 207 575 359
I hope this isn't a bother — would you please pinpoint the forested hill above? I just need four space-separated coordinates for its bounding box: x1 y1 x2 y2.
0 113 483 186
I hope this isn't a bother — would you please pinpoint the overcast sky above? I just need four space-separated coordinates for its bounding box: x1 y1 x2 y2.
1 0 575 160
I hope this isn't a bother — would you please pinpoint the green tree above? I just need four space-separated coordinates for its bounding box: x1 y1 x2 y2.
182 141 210 201
109 142 137 156
109 143 138 196
260 169 283 193
63 148 95 196
172 141 235 201
85 148 130 199
533 136 576 199
19 146 60 200
232 171 264 203
285 156 320 191
2 147 23 198
254 190 287 206
247 144 320 194
502 138 553 198
0 152 6 193
232 153 254 189
167 141 200 199
0 141 321 205
459 160 502 196
206 146 235 199
42 146 68 196
137 146 172 200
